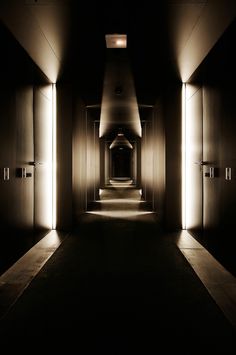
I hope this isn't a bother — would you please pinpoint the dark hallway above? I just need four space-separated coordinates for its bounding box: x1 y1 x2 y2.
1 183 236 354
1 1 236 353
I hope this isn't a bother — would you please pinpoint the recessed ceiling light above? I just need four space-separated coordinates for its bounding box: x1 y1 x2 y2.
105 34 127 48
109 132 133 149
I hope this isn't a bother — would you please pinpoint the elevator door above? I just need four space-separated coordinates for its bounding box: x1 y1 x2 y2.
186 86 203 232
33 86 52 231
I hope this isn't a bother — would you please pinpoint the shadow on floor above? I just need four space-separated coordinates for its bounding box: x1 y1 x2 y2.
0 185 236 354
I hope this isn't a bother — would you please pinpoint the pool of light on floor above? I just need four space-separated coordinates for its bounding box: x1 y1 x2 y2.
93 187 152 219
95 199 145 204
87 210 153 218
176 230 236 330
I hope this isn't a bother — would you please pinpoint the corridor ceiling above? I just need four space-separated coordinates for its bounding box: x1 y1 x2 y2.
1 0 236 127
65 0 171 106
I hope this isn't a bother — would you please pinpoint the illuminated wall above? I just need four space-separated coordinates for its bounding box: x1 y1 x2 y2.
152 101 165 222
141 113 154 206
141 86 182 230
0 85 34 234
56 83 73 230
34 85 53 231
202 19 236 242
0 23 54 271
183 19 236 270
73 98 87 217
72 103 100 220
86 110 100 207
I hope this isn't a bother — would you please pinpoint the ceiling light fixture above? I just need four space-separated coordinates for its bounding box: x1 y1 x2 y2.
105 34 127 48
109 131 133 149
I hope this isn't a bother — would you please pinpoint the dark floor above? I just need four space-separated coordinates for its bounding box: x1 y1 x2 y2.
0 185 236 354
190 229 236 278
0 228 49 275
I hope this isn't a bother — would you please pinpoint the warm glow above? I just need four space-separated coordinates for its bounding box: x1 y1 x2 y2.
96 199 145 204
110 179 133 186
87 210 153 219
94 187 148 219
105 34 127 48
184 83 202 229
176 231 236 330
116 39 124 46
99 38 141 138
181 83 186 229
42 85 53 229
34 85 53 230
109 133 133 149
52 83 57 229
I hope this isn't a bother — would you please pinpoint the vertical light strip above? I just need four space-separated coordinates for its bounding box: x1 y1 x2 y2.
182 83 186 229
52 83 57 229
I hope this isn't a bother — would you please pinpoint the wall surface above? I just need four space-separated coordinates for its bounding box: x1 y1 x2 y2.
73 103 100 220
141 86 182 231
0 85 34 232
203 19 236 239
0 0 70 82
141 114 153 206
0 23 52 273
186 19 236 274
73 98 87 218
152 101 165 223
168 0 236 82
56 83 73 230
86 110 100 207
0 23 52 235
164 84 182 231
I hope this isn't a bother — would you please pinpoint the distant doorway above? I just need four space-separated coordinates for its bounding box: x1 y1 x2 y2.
111 147 132 180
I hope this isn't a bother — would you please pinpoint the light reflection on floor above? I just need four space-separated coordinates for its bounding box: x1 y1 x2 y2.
87 185 152 219
87 210 153 218
176 230 236 330
95 199 145 204
0 230 68 319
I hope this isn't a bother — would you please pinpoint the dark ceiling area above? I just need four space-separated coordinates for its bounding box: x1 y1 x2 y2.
61 0 175 107
1 0 234 113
